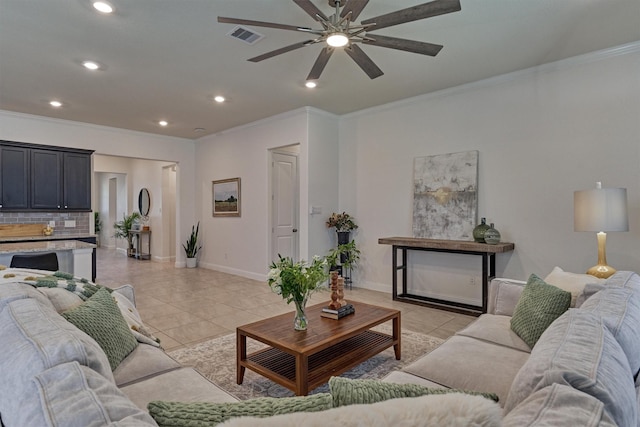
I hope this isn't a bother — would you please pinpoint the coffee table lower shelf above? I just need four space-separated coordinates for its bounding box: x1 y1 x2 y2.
242 330 394 395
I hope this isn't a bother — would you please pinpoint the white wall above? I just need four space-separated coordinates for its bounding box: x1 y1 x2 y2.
195 107 339 280
340 44 640 302
0 111 197 265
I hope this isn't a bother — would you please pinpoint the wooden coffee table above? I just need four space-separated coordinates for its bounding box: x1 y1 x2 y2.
236 301 401 396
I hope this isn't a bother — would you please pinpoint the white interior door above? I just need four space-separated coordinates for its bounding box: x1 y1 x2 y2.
271 152 298 262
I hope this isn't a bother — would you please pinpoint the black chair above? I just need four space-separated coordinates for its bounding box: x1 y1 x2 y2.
10 252 59 271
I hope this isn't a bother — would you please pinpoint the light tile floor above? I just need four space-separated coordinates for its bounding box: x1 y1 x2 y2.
96 248 476 351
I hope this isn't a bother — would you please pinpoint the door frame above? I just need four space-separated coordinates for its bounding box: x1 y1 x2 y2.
269 146 300 264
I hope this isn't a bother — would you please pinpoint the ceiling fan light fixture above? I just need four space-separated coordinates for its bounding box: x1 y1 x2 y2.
326 33 349 47
49 100 63 108
305 81 317 88
214 95 226 103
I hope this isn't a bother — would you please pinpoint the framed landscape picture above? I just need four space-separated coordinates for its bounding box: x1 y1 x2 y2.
212 177 241 217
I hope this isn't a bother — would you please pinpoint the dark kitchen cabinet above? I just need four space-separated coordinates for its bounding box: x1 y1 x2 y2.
0 141 93 211
0 145 30 210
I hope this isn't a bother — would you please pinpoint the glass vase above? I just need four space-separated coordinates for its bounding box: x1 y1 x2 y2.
293 295 309 331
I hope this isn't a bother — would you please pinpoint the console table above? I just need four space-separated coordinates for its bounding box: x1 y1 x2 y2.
128 229 151 260
378 237 515 316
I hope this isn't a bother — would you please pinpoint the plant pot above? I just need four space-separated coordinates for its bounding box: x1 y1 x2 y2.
186 257 197 268
337 231 351 245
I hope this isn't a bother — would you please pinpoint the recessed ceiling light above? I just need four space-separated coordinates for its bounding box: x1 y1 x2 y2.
49 100 63 108
92 1 113 14
326 33 349 47
158 120 168 127
214 96 225 103
82 61 100 70
194 128 206 133
305 81 317 89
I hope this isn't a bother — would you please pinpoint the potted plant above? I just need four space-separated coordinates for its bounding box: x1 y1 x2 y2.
326 212 358 245
113 212 141 257
183 222 202 268
326 240 361 284
268 254 328 330
94 212 102 247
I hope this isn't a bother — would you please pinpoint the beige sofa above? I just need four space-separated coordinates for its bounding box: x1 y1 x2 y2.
384 270 640 426
2 267 639 426
0 269 238 426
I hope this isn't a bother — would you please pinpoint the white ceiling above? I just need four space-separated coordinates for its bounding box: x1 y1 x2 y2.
1 0 639 139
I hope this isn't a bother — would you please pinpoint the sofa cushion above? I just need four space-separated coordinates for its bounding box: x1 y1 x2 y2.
114 343 181 387
403 335 529 405
382 370 448 388
504 310 637 427
121 367 238 410
0 281 55 311
219 394 502 427
62 287 138 371
0 298 113 426
148 393 333 426
544 266 607 307
503 383 617 427
606 270 640 293
580 286 640 377
456 314 530 353
510 274 571 348
488 278 526 316
36 287 84 312
328 376 498 407
33 361 157 426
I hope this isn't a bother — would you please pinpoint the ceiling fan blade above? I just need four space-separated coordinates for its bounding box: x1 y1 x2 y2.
344 44 383 79
361 0 461 31
363 34 443 56
249 41 316 62
340 0 369 21
293 0 329 21
307 47 334 80
218 16 312 33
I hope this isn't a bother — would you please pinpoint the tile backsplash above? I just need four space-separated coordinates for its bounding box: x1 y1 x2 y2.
0 212 90 236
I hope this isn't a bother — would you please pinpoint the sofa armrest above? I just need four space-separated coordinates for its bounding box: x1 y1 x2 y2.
487 278 526 316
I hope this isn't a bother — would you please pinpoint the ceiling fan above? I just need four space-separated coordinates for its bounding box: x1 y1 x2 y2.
218 0 461 81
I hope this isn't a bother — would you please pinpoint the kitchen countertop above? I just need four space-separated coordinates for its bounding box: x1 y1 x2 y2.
0 234 95 243
0 240 96 254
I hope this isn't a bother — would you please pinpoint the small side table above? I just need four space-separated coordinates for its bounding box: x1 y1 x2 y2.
128 230 151 260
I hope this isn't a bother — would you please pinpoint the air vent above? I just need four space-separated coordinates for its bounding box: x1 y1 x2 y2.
226 26 265 45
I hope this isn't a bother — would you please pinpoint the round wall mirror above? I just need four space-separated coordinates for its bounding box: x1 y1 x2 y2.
138 188 150 217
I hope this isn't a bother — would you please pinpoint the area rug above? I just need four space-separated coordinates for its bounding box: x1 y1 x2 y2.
168 324 443 400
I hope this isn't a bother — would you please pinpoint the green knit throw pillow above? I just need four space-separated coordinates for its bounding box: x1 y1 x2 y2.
328 377 499 407
510 273 572 348
62 287 138 370
148 394 333 426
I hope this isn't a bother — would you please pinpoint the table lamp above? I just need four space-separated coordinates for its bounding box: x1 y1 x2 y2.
574 182 628 278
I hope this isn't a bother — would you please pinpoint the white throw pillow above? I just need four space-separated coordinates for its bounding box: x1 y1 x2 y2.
219 393 502 427
544 266 607 307
112 291 161 347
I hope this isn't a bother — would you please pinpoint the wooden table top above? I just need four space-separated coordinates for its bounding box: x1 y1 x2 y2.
378 236 514 253
237 301 400 355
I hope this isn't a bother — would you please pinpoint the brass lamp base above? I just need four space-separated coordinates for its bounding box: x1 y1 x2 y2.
586 232 616 279
586 264 617 279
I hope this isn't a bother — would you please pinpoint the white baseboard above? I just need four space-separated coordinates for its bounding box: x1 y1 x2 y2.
198 262 267 282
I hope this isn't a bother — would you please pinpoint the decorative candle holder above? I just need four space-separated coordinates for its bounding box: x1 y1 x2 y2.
337 276 346 307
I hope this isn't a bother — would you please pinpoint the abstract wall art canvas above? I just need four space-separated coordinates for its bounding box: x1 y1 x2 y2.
413 151 478 240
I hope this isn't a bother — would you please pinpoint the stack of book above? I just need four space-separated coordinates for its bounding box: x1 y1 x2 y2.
320 304 355 320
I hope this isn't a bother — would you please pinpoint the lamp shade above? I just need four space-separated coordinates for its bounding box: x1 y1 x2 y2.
574 187 628 232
